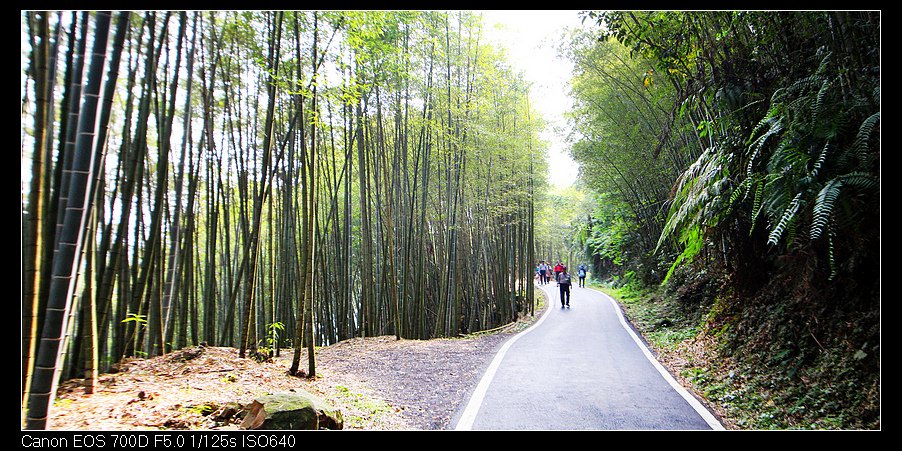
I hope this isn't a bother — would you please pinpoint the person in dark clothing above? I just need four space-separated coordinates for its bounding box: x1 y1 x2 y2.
577 264 587 288
557 269 572 308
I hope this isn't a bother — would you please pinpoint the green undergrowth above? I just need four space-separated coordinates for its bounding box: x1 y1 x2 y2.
591 265 879 430
332 385 394 429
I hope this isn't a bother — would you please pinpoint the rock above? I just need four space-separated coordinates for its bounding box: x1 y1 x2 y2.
241 392 343 430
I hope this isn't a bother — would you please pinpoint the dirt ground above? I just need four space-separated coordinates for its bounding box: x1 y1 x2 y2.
45 314 542 431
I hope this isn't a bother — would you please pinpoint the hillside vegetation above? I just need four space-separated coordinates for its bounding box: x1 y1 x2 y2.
562 11 879 429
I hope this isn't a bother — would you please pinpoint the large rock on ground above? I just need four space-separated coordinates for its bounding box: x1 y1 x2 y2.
241 391 343 430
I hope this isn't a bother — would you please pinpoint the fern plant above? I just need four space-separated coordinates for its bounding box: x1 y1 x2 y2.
660 51 878 280
656 139 734 283
737 52 879 278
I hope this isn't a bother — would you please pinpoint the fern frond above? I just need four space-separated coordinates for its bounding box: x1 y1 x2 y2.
762 172 792 217
828 228 838 281
788 95 812 116
657 146 731 251
747 117 783 177
783 74 820 99
813 77 834 122
767 139 807 175
814 51 832 77
768 192 803 246
785 214 798 247
767 87 787 109
810 178 842 240
852 111 880 163
809 142 830 178
727 177 752 209
780 53 830 102
750 178 765 230
750 106 781 138
837 171 878 190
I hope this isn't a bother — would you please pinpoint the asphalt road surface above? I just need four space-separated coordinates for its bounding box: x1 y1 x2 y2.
454 281 723 430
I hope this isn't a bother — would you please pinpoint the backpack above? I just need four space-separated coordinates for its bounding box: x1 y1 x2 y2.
578 268 586 277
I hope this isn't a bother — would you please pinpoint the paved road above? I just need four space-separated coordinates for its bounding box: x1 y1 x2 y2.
454 282 723 430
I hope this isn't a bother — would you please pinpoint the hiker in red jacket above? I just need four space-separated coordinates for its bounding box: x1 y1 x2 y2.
553 262 563 282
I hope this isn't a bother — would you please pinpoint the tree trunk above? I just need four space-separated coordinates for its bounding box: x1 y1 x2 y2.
22 10 52 406
305 12 320 378
25 11 112 430
162 12 195 353
240 11 282 359
131 11 175 359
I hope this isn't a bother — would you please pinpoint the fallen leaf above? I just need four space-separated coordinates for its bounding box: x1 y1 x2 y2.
241 400 266 430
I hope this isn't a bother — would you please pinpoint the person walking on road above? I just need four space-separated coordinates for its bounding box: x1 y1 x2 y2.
557 269 572 308
538 261 550 285
577 264 587 288
553 261 563 282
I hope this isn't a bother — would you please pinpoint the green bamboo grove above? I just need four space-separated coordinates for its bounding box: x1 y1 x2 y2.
563 12 879 288
21 10 548 428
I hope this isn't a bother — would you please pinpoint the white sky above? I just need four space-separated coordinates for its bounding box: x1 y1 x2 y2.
479 10 587 189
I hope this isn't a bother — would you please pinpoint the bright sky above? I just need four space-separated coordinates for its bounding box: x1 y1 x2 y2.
479 10 587 188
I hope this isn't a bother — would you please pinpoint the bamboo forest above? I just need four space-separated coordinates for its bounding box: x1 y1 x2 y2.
20 10 880 432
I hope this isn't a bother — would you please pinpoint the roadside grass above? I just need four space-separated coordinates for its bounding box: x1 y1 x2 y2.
586 279 691 350
584 276 878 430
332 384 395 429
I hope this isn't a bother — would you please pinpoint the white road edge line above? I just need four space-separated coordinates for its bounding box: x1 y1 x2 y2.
590 286 726 430
454 283 557 430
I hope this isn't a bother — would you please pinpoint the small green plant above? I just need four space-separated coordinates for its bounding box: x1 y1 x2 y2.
187 403 216 415
256 322 285 356
251 322 287 360
221 373 238 383
267 322 284 345
121 313 147 326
